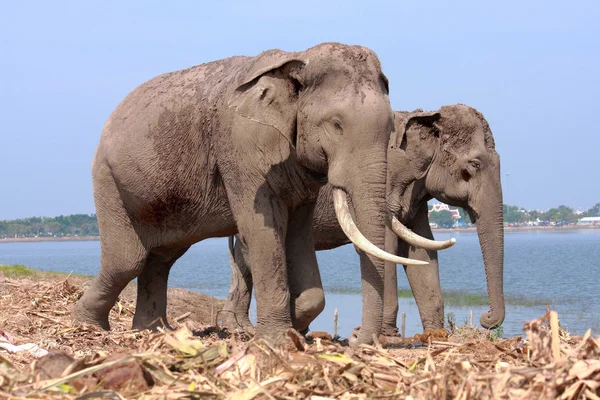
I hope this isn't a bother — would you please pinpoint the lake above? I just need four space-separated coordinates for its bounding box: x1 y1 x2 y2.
1 229 599 338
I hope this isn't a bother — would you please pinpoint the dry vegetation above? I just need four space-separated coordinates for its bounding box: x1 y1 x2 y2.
0 270 599 399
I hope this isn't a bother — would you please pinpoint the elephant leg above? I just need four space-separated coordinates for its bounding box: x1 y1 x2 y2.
132 246 190 331
221 236 255 334
382 227 400 336
74 165 146 330
286 204 325 334
75 236 146 330
233 194 293 342
403 204 444 331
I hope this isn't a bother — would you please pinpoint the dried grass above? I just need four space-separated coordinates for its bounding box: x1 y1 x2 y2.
0 273 598 399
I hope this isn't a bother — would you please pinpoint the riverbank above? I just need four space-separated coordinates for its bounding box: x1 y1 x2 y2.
0 266 598 399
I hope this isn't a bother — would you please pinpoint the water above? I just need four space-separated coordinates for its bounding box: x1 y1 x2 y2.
1 229 599 338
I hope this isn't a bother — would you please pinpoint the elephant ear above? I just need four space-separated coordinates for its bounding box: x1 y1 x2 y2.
229 51 307 147
395 111 441 150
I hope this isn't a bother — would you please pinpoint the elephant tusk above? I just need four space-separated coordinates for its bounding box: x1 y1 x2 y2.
332 189 429 266
391 216 456 250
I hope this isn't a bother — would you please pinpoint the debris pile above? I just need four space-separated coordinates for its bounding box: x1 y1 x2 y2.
0 274 598 399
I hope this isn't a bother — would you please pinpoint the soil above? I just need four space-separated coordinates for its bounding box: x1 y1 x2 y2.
0 270 598 399
0 271 225 369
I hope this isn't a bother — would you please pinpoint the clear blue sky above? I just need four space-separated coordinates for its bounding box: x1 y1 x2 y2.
1 1 598 219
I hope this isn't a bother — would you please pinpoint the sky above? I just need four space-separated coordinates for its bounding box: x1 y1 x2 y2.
1 0 599 219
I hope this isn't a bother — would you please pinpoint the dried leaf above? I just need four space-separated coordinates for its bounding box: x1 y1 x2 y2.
317 353 354 365
163 327 206 357
225 376 289 400
568 360 600 381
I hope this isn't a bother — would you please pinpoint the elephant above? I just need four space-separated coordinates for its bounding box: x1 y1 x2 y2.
222 104 504 337
73 42 432 346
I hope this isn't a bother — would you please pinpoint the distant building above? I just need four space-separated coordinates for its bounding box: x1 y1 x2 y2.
577 217 600 226
429 203 461 219
428 203 463 228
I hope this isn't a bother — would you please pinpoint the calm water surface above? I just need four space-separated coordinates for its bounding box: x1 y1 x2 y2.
1 229 598 338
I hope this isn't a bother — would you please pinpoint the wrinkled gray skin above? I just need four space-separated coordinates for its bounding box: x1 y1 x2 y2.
223 104 505 336
74 43 398 346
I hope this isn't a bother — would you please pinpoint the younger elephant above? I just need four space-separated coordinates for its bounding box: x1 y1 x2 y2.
74 43 427 346
223 104 504 336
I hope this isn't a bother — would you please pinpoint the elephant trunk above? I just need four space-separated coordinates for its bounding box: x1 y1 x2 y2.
349 174 389 345
472 181 505 329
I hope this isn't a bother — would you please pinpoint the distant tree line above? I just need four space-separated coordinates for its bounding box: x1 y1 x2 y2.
0 214 99 238
429 202 599 229
428 210 458 228
2 202 599 237
503 203 600 225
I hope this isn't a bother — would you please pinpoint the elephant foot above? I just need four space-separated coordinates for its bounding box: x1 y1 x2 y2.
255 325 306 351
348 327 361 347
220 311 256 336
298 326 310 337
132 315 173 332
280 329 307 351
349 326 404 347
381 325 401 337
73 300 110 331
348 326 381 347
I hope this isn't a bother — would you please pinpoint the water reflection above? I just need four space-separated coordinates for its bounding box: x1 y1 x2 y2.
1 229 599 337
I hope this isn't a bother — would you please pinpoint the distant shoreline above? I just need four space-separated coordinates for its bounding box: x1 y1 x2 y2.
0 236 100 243
432 225 600 233
1 224 598 244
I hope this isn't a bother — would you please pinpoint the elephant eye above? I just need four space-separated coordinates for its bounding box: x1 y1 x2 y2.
462 159 481 181
332 119 343 134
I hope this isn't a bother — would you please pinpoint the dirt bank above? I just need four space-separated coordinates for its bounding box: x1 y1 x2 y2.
0 269 598 398
0 271 224 354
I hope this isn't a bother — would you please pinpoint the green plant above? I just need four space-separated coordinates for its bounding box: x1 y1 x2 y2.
0 264 34 277
489 324 504 342
0 264 92 279
446 312 456 333
397 288 414 298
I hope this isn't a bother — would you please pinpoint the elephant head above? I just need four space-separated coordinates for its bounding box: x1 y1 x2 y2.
229 44 426 265
229 43 431 344
388 104 505 329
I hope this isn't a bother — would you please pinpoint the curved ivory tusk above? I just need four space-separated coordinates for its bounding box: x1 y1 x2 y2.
332 189 429 266
391 216 456 250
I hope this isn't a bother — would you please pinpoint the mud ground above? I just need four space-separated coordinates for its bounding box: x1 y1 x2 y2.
0 270 598 399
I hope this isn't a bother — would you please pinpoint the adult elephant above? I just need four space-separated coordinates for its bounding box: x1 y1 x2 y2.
73 43 429 346
223 104 504 337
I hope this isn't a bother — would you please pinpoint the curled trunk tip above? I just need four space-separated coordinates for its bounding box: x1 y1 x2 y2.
480 308 505 329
